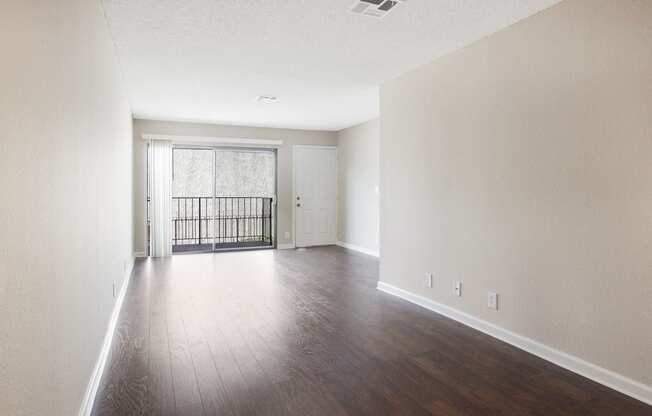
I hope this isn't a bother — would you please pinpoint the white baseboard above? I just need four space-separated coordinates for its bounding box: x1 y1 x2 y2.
78 257 135 416
133 251 146 258
277 243 296 250
377 281 652 406
336 241 380 258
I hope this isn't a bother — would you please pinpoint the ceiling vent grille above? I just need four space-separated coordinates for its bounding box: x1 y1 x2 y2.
348 0 405 19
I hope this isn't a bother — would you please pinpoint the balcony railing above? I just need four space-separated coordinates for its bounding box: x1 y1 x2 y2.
172 196 273 252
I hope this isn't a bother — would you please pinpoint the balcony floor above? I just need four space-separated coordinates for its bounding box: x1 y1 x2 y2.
172 240 273 253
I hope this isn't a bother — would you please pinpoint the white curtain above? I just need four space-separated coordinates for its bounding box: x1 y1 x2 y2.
149 140 173 257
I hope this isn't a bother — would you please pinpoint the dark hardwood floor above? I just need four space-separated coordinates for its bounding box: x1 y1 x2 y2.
92 246 651 415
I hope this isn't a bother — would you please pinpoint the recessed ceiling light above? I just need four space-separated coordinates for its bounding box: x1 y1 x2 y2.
254 95 279 104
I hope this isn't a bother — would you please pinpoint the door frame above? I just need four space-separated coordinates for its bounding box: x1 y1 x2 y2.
292 144 338 248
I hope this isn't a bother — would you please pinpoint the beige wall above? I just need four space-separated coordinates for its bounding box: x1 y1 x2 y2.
133 119 338 252
0 1 134 415
380 0 652 388
337 119 380 254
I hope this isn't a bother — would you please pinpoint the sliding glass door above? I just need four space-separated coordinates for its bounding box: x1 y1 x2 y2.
171 146 276 254
214 149 276 249
172 148 215 253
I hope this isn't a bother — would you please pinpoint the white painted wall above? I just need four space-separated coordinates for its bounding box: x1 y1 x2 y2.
337 119 380 255
132 119 338 252
380 0 652 391
0 1 133 414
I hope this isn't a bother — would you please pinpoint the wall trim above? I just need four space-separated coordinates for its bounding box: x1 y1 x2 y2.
78 258 135 416
336 241 380 257
376 281 652 406
277 243 296 250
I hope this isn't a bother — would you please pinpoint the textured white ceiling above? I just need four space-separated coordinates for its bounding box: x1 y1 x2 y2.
102 0 561 131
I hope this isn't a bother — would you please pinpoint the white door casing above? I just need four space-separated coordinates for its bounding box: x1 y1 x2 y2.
294 146 337 247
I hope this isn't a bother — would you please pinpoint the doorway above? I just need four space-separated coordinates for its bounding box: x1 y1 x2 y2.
293 146 337 247
170 146 277 253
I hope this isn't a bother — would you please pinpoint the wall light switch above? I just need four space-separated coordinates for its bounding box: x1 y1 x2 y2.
454 281 462 297
488 292 498 310
426 272 433 288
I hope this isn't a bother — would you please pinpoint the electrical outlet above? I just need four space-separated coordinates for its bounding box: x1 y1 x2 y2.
454 281 462 297
284 231 291 239
425 272 433 288
488 292 498 310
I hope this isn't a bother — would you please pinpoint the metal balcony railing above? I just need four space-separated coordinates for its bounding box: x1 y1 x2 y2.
172 196 273 252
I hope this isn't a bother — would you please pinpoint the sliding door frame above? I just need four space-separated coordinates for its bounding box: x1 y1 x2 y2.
171 144 278 252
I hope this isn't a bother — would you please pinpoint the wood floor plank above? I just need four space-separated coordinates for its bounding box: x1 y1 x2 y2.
91 247 652 416
148 293 175 416
167 293 204 415
180 297 235 416
195 298 264 416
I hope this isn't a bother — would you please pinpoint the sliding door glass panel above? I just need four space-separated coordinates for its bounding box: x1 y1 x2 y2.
172 148 215 253
214 150 276 249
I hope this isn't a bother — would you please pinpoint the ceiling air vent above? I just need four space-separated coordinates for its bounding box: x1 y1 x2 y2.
349 0 405 19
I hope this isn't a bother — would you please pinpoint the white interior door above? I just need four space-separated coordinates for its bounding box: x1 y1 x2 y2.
294 146 337 247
